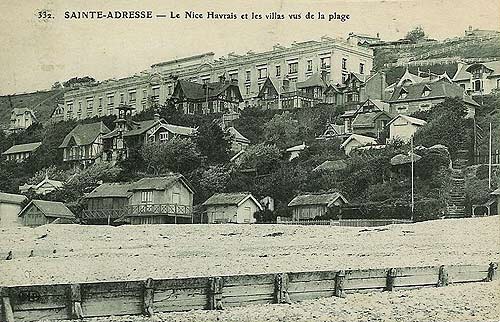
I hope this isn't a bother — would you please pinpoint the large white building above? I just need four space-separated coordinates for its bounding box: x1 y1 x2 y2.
60 36 373 120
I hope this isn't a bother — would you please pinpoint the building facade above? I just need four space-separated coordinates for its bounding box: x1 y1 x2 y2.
59 122 110 167
0 192 27 227
453 60 500 96
2 142 42 162
202 192 262 224
9 108 37 131
59 37 373 120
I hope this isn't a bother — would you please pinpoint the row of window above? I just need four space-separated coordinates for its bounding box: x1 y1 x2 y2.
140 190 181 204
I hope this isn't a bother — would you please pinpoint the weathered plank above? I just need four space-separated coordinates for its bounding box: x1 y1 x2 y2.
290 290 335 302
208 277 223 310
346 268 388 279
154 288 207 302
223 283 274 297
344 277 387 290
393 274 439 287
449 271 489 283
12 307 68 321
334 270 346 298
81 281 143 295
142 278 154 317
81 297 143 317
2 294 15 322
223 296 274 307
288 279 336 293
154 296 207 312
395 266 441 277
223 273 275 287
288 270 338 283
154 277 209 290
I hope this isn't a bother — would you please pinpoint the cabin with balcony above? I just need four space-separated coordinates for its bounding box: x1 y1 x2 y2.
171 79 243 115
82 182 134 225
118 174 195 225
59 121 110 167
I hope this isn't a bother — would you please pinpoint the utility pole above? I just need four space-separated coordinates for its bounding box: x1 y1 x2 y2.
488 122 492 190
411 135 415 222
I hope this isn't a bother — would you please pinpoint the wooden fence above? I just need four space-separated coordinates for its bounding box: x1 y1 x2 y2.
1 262 497 321
276 218 413 227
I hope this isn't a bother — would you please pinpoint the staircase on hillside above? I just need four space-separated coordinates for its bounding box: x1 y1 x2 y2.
446 151 468 218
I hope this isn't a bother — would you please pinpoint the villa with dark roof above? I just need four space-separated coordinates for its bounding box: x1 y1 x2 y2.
202 192 262 224
171 79 243 114
388 79 479 118
59 121 110 167
2 142 42 162
9 107 37 131
453 60 500 96
101 106 197 163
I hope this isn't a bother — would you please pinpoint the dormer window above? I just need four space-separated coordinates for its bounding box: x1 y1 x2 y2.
399 88 408 99
422 85 431 97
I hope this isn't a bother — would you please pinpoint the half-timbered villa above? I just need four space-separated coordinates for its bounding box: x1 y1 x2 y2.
59 121 110 167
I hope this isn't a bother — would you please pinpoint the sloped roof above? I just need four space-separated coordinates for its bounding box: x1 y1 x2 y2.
129 174 194 194
11 107 36 119
313 160 348 172
176 80 242 101
84 182 134 199
202 192 262 210
396 67 425 86
288 192 348 207
122 119 158 137
352 111 392 128
491 188 500 196
59 122 110 148
2 142 42 155
286 142 307 152
360 99 390 113
387 114 427 127
19 200 75 219
36 177 64 189
340 134 377 148
154 123 197 137
0 192 27 204
453 60 500 81
389 79 479 106
228 127 250 144
296 73 328 89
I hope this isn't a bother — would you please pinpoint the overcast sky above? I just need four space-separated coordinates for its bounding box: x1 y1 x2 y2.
0 0 499 95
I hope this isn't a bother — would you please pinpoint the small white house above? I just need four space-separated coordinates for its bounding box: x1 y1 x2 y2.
0 192 28 227
19 175 64 195
203 192 263 224
286 142 307 161
340 134 377 156
387 114 427 143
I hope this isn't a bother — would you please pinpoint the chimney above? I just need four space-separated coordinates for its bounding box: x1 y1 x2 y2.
154 113 160 121
376 32 380 39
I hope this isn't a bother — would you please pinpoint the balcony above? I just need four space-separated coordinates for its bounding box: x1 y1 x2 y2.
82 203 193 221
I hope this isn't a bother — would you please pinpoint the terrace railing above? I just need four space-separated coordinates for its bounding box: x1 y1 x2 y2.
82 204 193 221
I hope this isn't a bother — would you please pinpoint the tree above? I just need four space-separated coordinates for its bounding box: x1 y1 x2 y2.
413 97 472 158
405 26 426 43
237 143 281 175
141 138 202 175
62 76 97 88
196 122 232 164
263 113 301 149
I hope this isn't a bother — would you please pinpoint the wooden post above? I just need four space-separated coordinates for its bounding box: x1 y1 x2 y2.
334 270 346 298
2 287 15 322
486 262 498 282
143 278 154 316
208 277 223 310
69 284 83 319
437 265 449 287
274 273 291 304
386 268 398 291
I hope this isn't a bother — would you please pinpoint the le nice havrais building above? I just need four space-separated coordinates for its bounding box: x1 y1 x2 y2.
59 36 373 120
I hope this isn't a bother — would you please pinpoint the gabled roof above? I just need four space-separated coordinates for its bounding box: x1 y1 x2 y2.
59 122 110 148
288 192 348 207
202 192 263 210
396 67 425 87
84 182 134 199
228 127 250 144
129 174 195 194
35 176 64 190
358 99 390 113
175 80 243 102
19 200 75 219
453 60 500 81
0 192 27 204
352 110 392 128
491 188 500 196
11 107 36 119
340 134 377 148
2 142 42 155
387 114 427 127
389 79 479 106
296 73 328 89
313 160 348 172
